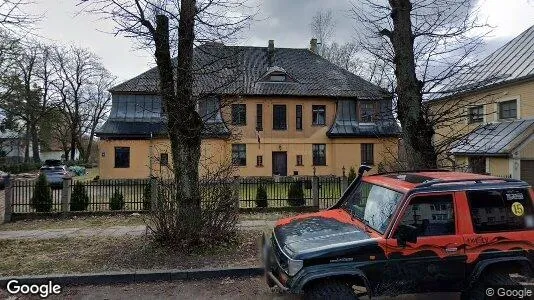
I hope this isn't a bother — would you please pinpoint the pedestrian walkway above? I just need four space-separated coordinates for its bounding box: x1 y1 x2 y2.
0 220 276 240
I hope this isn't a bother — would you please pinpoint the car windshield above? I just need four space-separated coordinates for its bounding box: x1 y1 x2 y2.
341 181 404 234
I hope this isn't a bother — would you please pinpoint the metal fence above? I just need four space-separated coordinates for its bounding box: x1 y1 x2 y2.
239 176 314 208
12 180 63 213
318 176 343 209
8 176 346 214
71 179 149 211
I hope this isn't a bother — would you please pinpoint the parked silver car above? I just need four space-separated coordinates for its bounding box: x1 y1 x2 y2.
39 166 70 189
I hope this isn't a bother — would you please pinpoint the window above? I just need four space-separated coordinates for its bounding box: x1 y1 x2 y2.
468 105 484 123
256 104 263 131
296 105 303 130
312 105 326 126
468 156 486 174
467 189 534 233
270 74 286 82
296 155 303 166
360 102 376 122
398 194 455 237
232 144 246 166
341 182 404 234
312 144 326 166
114 147 130 168
160 153 168 166
273 105 287 130
361 143 374 165
499 100 517 120
199 96 219 122
231 104 246 125
256 155 263 167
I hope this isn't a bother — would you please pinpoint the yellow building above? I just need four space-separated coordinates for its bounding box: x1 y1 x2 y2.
97 40 400 179
430 25 534 185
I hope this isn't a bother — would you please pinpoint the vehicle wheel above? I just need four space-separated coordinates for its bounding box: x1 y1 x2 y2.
462 266 529 300
304 279 358 300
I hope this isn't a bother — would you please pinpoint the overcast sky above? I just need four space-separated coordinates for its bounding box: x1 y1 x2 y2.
28 0 534 82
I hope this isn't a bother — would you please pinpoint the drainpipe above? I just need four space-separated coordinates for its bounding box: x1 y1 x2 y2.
149 132 153 178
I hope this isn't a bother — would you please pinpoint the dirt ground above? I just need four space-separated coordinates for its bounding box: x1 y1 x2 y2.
0 231 261 276
0 276 459 300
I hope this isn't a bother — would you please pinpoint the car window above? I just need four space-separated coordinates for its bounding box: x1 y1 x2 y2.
342 182 404 234
467 189 534 233
397 194 455 237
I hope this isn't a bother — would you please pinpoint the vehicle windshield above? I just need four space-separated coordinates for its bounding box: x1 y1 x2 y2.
341 181 404 234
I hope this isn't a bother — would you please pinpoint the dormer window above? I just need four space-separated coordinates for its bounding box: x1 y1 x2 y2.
270 74 286 82
260 66 295 83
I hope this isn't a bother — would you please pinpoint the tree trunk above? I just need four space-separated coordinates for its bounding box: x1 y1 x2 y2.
387 0 437 169
70 128 76 161
30 122 40 163
24 125 30 163
151 2 202 240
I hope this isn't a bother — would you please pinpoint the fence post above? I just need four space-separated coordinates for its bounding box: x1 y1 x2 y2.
61 177 72 212
234 178 240 210
312 176 319 208
150 177 158 211
3 175 13 223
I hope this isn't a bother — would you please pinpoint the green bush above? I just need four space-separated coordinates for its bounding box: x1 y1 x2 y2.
109 189 125 210
70 181 89 211
30 173 53 212
143 182 152 211
0 162 41 174
255 185 268 208
287 180 305 206
348 166 357 184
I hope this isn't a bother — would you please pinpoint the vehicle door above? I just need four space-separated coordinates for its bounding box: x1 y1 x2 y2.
384 193 466 293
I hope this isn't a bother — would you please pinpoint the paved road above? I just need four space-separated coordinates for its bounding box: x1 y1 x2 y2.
0 220 276 240
0 276 459 300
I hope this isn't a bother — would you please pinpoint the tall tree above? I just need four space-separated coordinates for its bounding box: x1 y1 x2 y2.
81 0 253 246
52 45 99 161
80 67 115 162
352 0 488 169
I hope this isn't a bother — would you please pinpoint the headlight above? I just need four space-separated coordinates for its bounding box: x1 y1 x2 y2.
287 258 303 276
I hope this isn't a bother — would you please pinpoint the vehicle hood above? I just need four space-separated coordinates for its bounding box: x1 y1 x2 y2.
273 209 373 258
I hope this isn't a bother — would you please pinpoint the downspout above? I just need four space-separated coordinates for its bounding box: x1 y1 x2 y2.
149 131 153 178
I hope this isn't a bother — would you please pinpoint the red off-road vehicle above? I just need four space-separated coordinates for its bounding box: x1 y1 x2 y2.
262 166 534 299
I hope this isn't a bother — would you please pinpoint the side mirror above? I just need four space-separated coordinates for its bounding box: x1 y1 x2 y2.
396 224 418 247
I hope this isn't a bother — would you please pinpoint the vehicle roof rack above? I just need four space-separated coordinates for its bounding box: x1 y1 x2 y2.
372 169 451 176
416 178 525 188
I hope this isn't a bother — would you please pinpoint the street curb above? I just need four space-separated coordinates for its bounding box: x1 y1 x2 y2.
0 267 264 288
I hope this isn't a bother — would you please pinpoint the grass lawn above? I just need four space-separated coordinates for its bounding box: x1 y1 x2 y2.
0 214 147 231
0 231 261 276
74 167 100 182
0 213 298 231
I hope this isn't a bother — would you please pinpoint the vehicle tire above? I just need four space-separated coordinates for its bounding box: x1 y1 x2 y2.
461 265 529 300
304 279 358 300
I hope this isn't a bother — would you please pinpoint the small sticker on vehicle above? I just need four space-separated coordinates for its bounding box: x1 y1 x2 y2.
511 202 525 217
505 193 524 201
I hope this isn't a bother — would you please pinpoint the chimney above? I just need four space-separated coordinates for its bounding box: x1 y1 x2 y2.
310 38 318 54
268 39 274 67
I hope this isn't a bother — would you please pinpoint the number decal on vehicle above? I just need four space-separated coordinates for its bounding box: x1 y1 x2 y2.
511 202 525 217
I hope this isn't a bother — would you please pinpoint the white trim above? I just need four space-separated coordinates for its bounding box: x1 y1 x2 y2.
513 133 534 154
495 95 521 121
485 157 490 174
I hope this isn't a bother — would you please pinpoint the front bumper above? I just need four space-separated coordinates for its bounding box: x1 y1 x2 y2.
261 233 291 291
